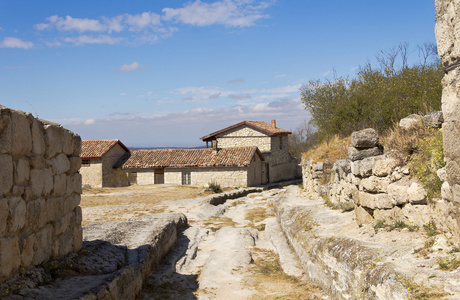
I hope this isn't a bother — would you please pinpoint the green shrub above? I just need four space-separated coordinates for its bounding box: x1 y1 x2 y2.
208 181 222 193
423 221 439 237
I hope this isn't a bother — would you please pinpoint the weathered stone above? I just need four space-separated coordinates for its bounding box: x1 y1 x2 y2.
31 118 45 155
0 199 8 235
0 110 12 153
313 162 324 172
67 172 82 195
390 171 403 182
0 155 13 195
388 183 409 206
355 205 373 225
373 156 397 177
399 114 422 130
21 234 35 266
14 157 30 185
62 129 75 155
348 146 383 161
44 124 63 159
442 181 453 202
407 182 427 204
351 128 379 148
53 173 67 196
30 156 49 169
422 111 444 128
350 157 377 177
26 198 46 230
0 237 20 278
11 111 32 155
52 153 70 175
361 176 390 193
437 167 448 182
69 156 82 173
357 191 393 209
32 224 53 265
8 197 26 233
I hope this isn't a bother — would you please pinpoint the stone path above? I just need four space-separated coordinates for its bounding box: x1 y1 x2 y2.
140 188 325 299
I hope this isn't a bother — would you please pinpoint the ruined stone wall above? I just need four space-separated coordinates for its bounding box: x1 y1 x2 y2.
80 159 102 188
435 0 460 233
165 167 249 187
0 106 82 282
101 144 129 187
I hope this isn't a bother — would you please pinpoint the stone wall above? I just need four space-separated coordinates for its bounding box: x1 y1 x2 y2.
0 106 82 282
165 167 250 187
80 159 102 188
302 127 459 233
102 144 129 187
435 0 460 234
217 126 272 152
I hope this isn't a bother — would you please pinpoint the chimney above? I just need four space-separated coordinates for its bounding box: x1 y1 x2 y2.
271 119 276 128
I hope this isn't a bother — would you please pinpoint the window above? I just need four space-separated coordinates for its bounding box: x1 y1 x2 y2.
82 159 90 167
279 136 283 150
182 171 191 185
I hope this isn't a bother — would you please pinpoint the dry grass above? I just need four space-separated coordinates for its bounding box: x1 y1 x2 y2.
202 217 238 232
246 248 323 299
302 135 350 165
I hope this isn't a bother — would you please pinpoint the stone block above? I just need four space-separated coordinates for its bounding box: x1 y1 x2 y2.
12 185 24 196
350 157 375 177
53 173 67 196
0 110 12 154
32 224 53 265
71 133 82 156
52 153 70 175
21 234 35 266
313 162 324 172
44 124 63 158
63 194 81 215
437 167 448 182
31 118 45 155
14 157 30 185
62 129 75 155
407 182 427 204
388 183 409 206
45 197 63 223
11 110 32 155
73 226 83 252
351 128 379 148
357 191 393 209
0 199 8 235
67 172 82 195
441 181 453 202
8 197 26 233
348 146 383 161
399 114 422 130
361 176 390 193
374 206 403 223
422 111 443 128
355 205 373 226
0 237 20 278
30 156 48 169
373 156 397 177
0 155 13 195
69 156 82 173
54 213 72 236
26 198 46 230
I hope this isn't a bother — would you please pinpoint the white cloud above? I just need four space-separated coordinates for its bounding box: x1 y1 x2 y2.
35 15 106 32
0 37 34 49
124 12 162 30
162 0 271 27
322 70 331 77
118 62 140 72
63 35 122 46
120 93 127 96
275 74 286 78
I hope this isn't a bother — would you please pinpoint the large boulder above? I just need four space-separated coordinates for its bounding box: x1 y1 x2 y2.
422 111 444 128
399 114 422 130
348 146 383 161
351 128 379 148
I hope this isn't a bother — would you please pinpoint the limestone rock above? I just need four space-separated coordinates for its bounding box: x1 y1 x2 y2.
0 155 13 195
361 176 390 193
350 156 379 177
407 182 427 204
441 181 453 201
437 167 448 182
373 156 398 177
357 191 393 209
422 111 443 128
399 114 422 130
313 162 324 172
355 205 373 225
388 183 409 206
351 128 379 148
348 146 383 161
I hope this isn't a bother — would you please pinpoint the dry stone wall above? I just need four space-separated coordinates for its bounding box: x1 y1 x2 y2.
0 106 82 282
302 126 459 233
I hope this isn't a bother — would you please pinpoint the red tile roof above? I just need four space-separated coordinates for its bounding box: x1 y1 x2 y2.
200 120 291 141
121 146 264 169
81 140 129 159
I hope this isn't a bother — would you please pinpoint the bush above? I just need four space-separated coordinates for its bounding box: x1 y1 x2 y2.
208 181 222 193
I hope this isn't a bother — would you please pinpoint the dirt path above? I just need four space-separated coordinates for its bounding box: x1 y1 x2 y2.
136 188 325 300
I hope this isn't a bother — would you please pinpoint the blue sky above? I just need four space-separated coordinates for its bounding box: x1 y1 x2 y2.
1 0 437 147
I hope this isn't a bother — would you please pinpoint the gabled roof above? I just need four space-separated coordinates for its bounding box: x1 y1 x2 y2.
120 146 264 169
200 120 291 141
81 139 129 159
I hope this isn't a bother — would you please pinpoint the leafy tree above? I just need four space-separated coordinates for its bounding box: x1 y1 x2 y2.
300 43 443 141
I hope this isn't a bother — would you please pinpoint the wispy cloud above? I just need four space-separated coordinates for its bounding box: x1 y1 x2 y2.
275 74 286 78
0 37 34 49
118 62 141 72
31 1 273 47
228 77 244 84
162 0 271 27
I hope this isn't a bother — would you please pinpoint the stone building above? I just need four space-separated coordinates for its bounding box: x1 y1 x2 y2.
200 120 299 183
80 139 129 188
120 147 265 187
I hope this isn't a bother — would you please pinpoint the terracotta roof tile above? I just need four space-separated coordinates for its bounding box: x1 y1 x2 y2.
200 120 291 141
121 146 263 169
81 140 129 159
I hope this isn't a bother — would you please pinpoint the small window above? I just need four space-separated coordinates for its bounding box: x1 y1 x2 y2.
182 171 191 185
82 159 90 167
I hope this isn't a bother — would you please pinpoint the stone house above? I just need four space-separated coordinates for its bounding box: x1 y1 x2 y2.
200 120 299 183
120 147 265 187
80 139 130 188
